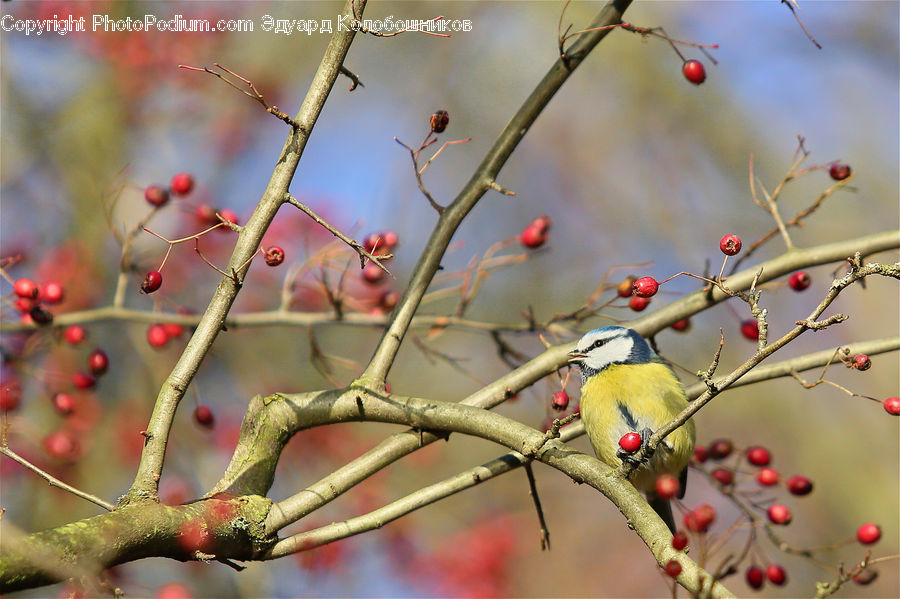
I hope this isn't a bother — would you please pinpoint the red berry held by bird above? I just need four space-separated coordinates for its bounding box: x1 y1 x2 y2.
655 473 680 500
144 185 170 207
88 349 109 376
856 522 881 545
141 271 163 294
618 432 642 453
169 173 195 196
883 397 900 415
788 271 811 291
551 391 570 411
264 246 285 267
767 504 792 525
632 276 659 298
786 475 813 495
682 59 706 85
828 163 852 181
746 446 771 466
13 278 39 299
719 234 742 256
193 405 215 428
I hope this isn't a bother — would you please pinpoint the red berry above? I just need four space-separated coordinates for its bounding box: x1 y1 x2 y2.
0 378 22 411
850 354 871 371
13 278 39 299
218 209 239 229
616 276 636 298
64 325 87 345
13 297 36 314
147 324 170 349
530 215 552 235
883 397 900 415
767 504 792 525
155 582 194 599
682 59 706 85
719 234 742 256
740 319 759 341
712 468 734 486
430 110 449 134
551 391 570 411
520 224 547 249
628 295 651 311
52 392 76 415
632 276 659 298
786 475 813 496
141 271 163 294
853 569 878 585
655 473 680 500
671 530 688 551
671 318 691 332
379 290 400 311
264 246 285 267
169 173 195 196
766 564 787 586
746 566 765 590
381 231 399 249
684 503 716 533
144 185 170 207
29 305 53 325
362 262 387 285
756 468 779 486
788 271 810 291
664 559 682 578
40 281 64 304
828 163 852 181
692 445 709 463
162 323 185 338
618 432 642 454
196 203 219 226
746 446 771 466
856 522 881 545
43 430 80 460
87 349 109 376
194 405 215 428
708 438 733 460
363 233 386 255
72 371 96 389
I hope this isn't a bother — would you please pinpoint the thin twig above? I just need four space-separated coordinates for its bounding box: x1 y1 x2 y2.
524 462 551 551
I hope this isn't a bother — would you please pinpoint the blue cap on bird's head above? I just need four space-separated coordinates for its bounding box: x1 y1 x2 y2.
567 326 655 379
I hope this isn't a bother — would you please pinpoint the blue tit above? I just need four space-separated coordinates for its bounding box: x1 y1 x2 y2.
568 326 695 533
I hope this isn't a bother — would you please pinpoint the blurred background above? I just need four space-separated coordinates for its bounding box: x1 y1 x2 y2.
1 1 898 597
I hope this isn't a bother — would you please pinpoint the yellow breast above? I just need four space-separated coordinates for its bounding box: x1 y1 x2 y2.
579 362 695 492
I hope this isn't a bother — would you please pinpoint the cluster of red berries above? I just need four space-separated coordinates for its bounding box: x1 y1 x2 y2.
614 275 659 312
361 231 399 285
143 172 195 208
520 215 552 249
9 277 65 326
195 204 239 229
146 322 186 349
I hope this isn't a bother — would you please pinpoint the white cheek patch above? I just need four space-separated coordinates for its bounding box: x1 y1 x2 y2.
584 335 632 371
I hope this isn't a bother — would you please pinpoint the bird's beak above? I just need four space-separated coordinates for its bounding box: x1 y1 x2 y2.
567 350 586 363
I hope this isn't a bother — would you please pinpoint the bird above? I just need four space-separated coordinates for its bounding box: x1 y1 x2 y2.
567 326 695 533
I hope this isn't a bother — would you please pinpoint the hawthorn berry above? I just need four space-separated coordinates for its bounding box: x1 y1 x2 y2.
430 109 449 133
43 430 80 460
664 560 682 578
883 397 900 415
162 323 185 338
632 276 659 298
0 378 22 411
853 570 878 585
711 468 734 486
671 530 689 551
692 445 709 463
629 295 651 311
88 349 109 376
746 446 771 466
788 271 811 291
13 278 39 299
740 319 759 341
684 503 716 533
618 432 642 453
379 290 401 312
745 566 765 590
655 473 680 500
52 392 76 415
13 297 35 314
856 522 881 545
72 371 96 389
682 59 706 85
708 438 733 459
850 354 871 371
264 246 285 267
147 324 170 349
193 405 215 428
551 390 570 411
155 583 194 599
144 185 170 207
218 209 239 228
616 276 636 298
756 467 779 486
828 163 852 181
169 173 195 196
29 305 54 325
786 475 813 496
719 234 742 256
767 503 792 525
196 203 219 225
64 325 87 345
766 564 787 586
520 224 547 249
141 271 163 294
40 281 64 304
671 318 691 332
362 262 387 285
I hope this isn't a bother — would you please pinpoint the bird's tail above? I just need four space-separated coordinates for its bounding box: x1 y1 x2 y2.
647 492 677 533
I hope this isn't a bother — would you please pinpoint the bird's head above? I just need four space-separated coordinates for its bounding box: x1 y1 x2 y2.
567 326 654 381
